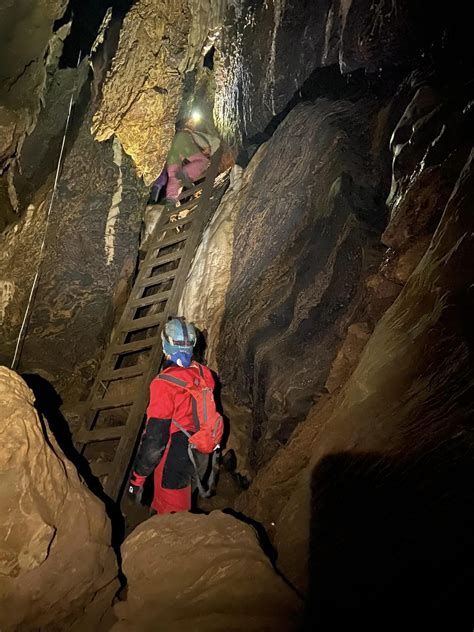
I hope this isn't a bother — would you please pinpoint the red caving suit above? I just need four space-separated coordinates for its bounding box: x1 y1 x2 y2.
131 361 215 513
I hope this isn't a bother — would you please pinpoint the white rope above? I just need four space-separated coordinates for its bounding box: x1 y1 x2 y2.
11 51 82 371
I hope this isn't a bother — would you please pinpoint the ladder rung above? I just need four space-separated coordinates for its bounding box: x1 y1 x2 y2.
120 313 163 332
90 461 112 477
154 233 187 250
100 364 148 381
170 197 201 213
90 395 135 411
144 251 183 270
178 182 203 200
138 270 177 289
129 291 171 309
111 336 160 354
161 214 195 230
78 425 126 443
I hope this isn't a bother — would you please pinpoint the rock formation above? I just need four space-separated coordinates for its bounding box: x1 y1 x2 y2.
112 511 300 631
0 79 145 406
0 0 69 167
0 367 118 631
92 0 225 184
213 0 451 146
179 164 243 369
0 1 472 626
216 98 387 466
237 147 474 626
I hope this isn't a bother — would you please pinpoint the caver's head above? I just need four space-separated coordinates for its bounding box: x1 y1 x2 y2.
161 317 197 368
176 109 202 131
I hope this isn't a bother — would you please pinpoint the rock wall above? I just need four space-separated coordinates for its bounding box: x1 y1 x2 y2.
0 367 118 631
236 105 474 626
0 75 145 406
213 0 452 146
112 511 300 631
216 98 388 466
179 165 243 368
0 0 69 167
236 71 473 511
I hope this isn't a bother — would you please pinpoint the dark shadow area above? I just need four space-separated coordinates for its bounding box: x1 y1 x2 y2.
237 18 473 169
21 373 127 587
203 46 215 70
56 0 134 68
305 446 474 630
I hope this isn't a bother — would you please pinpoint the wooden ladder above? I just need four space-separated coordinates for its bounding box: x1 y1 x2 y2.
75 148 226 501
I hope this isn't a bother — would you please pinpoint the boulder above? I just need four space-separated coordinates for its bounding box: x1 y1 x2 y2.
0 367 118 631
112 511 300 632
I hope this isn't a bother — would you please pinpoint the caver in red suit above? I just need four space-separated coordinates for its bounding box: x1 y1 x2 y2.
127 318 214 513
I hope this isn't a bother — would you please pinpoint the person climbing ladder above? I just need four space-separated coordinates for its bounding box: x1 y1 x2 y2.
127 317 223 514
164 117 220 205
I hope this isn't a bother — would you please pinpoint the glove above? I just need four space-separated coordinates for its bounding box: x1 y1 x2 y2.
127 473 146 503
127 482 143 503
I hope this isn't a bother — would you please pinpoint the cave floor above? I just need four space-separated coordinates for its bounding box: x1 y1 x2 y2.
122 470 243 536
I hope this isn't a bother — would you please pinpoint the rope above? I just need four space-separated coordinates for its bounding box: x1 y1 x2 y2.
11 51 82 371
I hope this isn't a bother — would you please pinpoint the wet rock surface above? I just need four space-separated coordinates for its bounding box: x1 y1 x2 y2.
217 98 387 466
0 367 118 631
214 0 453 146
112 511 300 632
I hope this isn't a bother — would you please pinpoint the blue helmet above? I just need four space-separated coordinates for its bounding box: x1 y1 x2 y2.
161 318 197 367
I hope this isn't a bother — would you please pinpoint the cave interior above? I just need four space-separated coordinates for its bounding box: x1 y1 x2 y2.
0 1 473 631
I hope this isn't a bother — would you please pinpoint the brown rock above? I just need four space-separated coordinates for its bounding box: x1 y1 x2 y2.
112 511 300 632
385 82 473 253
92 0 191 184
275 149 474 622
0 0 69 166
0 367 118 631
383 236 431 285
0 97 145 405
217 99 386 466
92 0 223 184
324 322 371 393
365 272 402 323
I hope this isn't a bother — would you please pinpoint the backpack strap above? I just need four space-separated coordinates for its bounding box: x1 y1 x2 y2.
157 373 188 388
157 370 201 431
192 361 204 378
